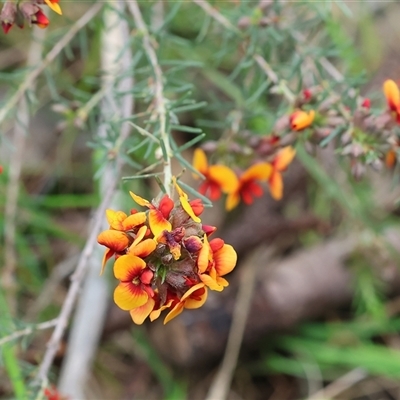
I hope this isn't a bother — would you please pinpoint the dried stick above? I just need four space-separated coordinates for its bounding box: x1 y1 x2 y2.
127 0 172 195
206 246 277 400
2 29 46 315
0 319 58 347
0 2 103 127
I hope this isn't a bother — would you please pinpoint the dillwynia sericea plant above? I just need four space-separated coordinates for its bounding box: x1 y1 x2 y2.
3 1 400 398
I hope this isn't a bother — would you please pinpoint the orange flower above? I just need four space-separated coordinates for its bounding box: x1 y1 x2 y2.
130 192 174 238
225 163 272 211
198 236 237 292
44 0 62 15
163 283 208 324
290 109 315 131
267 146 296 200
193 148 239 201
97 209 147 273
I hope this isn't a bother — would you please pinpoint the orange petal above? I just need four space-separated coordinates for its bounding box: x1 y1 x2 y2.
129 191 151 208
113 254 146 281
241 163 273 182
149 209 172 237
268 171 283 200
44 0 62 15
131 225 148 248
214 244 237 276
290 109 315 131
274 146 296 171
114 282 148 311
197 235 210 273
97 230 130 252
208 165 239 194
164 302 184 324
129 297 155 324
185 286 208 309
129 238 156 258
200 273 224 291
193 148 209 177
100 248 114 275
150 299 174 321
383 79 400 111
122 212 147 231
181 282 206 301
105 209 128 230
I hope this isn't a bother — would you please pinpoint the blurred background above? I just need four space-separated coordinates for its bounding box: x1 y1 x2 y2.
2 1 400 399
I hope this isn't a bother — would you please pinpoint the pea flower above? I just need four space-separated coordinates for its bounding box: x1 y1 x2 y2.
225 163 272 211
193 148 239 201
267 146 296 200
98 178 238 325
290 109 315 131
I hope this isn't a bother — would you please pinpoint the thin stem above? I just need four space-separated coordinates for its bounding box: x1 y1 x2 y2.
127 0 172 195
0 319 58 347
0 2 103 128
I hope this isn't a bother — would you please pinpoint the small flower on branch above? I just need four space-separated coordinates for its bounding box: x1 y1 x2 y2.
97 178 238 325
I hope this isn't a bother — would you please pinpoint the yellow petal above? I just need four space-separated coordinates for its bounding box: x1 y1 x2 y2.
241 163 272 182
200 273 224 291
225 191 240 212
268 171 283 200
129 191 151 208
149 209 172 238
193 148 208 177
122 212 147 231
383 79 400 111
113 282 148 311
106 209 127 230
113 254 146 281
173 177 201 222
274 146 296 171
129 238 156 258
150 299 173 321
290 110 315 131
185 286 208 309
214 244 237 276
164 302 184 324
129 298 155 324
44 0 62 15
208 165 239 194
197 235 210 273
97 230 130 252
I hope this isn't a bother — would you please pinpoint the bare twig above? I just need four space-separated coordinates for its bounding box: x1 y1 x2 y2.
127 0 172 195
0 319 58 347
0 2 103 127
2 29 46 315
206 246 277 400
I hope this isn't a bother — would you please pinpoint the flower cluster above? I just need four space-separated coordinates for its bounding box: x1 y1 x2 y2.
1 0 62 34
97 178 237 325
193 145 296 211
